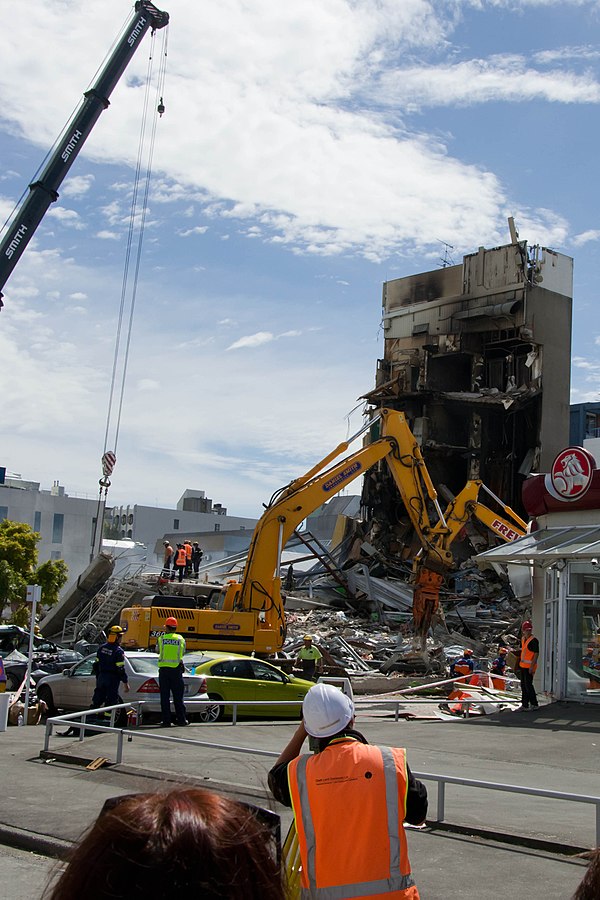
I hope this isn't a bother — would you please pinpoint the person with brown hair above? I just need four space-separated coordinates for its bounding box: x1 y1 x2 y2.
45 787 285 900
573 848 600 899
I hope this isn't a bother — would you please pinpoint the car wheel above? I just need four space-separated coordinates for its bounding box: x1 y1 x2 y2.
37 685 57 717
198 694 223 723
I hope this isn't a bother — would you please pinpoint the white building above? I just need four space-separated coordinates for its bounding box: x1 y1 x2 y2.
109 489 259 570
0 476 100 594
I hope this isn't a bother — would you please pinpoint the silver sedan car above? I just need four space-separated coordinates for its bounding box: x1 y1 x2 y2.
36 652 211 720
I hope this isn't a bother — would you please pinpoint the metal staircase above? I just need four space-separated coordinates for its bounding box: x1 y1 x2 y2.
61 565 152 644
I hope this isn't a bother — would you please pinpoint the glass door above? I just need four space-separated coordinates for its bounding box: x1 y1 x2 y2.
565 565 600 702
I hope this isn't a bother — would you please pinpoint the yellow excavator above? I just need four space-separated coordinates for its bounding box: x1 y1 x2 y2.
119 408 526 653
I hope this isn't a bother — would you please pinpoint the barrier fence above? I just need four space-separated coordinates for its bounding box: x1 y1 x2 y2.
42 700 600 848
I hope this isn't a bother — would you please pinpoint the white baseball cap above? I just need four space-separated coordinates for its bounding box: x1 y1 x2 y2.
302 683 354 738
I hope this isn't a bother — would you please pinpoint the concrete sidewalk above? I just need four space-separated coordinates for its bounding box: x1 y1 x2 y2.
0 701 597 899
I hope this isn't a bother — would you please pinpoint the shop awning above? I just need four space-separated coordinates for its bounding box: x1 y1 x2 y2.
475 524 600 567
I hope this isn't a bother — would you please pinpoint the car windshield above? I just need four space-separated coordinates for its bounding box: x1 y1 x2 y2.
183 654 214 666
127 656 160 674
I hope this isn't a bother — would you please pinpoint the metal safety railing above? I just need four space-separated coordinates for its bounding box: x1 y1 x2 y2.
413 769 600 848
42 700 600 848
43 699 291 763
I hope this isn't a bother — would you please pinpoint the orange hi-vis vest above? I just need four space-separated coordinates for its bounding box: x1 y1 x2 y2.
175 547 186 566
288 739 419 899
453 662 472 677
185 542 192 560
520 636 537 671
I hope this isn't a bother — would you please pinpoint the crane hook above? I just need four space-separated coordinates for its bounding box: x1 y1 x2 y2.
157 96 165 117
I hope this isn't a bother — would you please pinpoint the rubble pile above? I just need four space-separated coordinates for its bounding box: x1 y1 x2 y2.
282 558 530 689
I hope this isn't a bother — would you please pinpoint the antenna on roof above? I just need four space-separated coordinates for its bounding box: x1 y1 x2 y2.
437 240 455 268
508 216 519 244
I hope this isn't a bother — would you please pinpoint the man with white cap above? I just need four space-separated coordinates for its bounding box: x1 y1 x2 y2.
268 683 426 899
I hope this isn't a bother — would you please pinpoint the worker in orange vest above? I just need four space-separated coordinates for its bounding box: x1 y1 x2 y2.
184 540 193 577
173 544 187 583
519 620 539 710
268 683 427 899
450 648 475 681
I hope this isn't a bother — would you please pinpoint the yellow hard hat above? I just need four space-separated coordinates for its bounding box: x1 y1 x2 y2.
303 634 313 641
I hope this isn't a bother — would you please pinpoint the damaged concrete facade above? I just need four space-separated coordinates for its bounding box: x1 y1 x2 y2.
364 235 573 517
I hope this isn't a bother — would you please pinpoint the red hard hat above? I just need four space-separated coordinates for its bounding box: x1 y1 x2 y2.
165 616 178 627
464 648 473 656
499 647 508 654
522 620 532 631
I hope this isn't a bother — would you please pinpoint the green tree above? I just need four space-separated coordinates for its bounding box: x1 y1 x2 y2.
0 520 69 625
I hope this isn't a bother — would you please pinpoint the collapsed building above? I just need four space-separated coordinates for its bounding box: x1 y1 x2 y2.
363 224 572 522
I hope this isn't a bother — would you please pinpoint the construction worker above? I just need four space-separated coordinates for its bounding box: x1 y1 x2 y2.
490 647 509 689
184 540 193 577
519 620 539 709
449 648 475 680
91 625 129 710
162 540 174 578
268 682 427 899
296 634 323 681
191 541 203 579
172 543 187 583
157 616 187 727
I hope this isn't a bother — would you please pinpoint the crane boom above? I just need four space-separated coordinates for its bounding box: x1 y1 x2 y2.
0 1 169 310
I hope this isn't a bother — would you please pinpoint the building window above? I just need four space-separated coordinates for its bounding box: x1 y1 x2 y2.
127 529 133 538
121 514 127 525
128 514 134 525
585 412 599 438
34 511 41 533
0 506 7 523
50 551 62 560
52 513 64 544
174 519 179 530
214 523 220 532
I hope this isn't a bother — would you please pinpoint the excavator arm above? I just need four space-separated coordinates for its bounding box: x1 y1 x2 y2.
221 413 402 635
410 479 527 647
223 407 527 651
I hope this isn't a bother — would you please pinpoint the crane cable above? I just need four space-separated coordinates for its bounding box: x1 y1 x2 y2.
92 21 169 555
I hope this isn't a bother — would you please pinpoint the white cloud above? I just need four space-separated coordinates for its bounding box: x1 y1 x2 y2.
46 207 86 229
96 230 121 240
374 56 600 110
178 226 208 237
573 229 600 246
227 331 274 350
62 174 95 198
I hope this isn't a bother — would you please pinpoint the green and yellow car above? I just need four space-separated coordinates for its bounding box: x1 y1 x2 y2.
183 651 314 721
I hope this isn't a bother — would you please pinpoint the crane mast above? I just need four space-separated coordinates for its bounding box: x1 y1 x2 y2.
0 1 169 310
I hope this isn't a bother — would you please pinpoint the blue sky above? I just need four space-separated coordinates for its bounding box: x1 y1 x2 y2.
1 0 599 518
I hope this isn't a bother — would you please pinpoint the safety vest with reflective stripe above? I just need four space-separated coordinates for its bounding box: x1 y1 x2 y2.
175 548 187 566
157 633 186 667
453 662 472 677
288 740 419 899
185 543 192 560
520 636 537 669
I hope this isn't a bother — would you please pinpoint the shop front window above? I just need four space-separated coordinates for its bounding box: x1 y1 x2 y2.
566 565 600 700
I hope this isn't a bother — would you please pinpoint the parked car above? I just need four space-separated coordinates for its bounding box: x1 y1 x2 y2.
182 651 314 721
0 625 68 658
36 652 211 721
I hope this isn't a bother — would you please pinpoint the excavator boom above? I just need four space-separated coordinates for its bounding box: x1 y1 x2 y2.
120 408 526 654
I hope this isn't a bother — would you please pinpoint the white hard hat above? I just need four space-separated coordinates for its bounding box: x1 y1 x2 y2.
302 683 354 738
